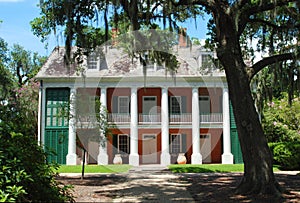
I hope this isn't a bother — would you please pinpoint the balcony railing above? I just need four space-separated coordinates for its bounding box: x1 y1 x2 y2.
139 114 161 124
76 114 99 128
107 113 130 124
169 113 192 124
77 112 223 126
200 113 223 123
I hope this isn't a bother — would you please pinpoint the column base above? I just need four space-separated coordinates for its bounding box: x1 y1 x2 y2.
66 153 77 165
97 153 108 165
160 152 171 166
129 153 139 166
191 153 202 164
222 153 234 164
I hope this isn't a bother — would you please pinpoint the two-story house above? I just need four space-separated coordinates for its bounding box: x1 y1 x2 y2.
36 40 243 166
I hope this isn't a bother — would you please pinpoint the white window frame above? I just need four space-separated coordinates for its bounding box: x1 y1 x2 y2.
201 54 211 68
118 96 129 113
118 134 129 154
170 96 181 114
170 134 182 153
87 52 99 70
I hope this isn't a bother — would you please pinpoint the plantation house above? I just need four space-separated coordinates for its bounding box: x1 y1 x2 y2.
36 37 243 166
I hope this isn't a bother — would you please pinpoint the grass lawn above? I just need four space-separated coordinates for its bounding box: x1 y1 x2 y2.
56 164 132 173
168 164 280 173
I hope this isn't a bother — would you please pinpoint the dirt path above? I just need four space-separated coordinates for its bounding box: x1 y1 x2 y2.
57 172 300 202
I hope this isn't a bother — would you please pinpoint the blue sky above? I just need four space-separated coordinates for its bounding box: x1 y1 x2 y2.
0 0 209 56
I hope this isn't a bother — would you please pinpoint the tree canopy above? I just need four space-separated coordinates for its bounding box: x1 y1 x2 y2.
31 0 299 197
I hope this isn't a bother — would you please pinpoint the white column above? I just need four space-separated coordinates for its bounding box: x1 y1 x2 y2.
161 87 170 166
37 84 43 145
222 87 234 164
98 87 109 165
191 87 202 164
129 87 139 166
67 87 78 165
41 87 46 147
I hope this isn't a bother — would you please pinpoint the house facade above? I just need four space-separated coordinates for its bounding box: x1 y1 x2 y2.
36 43 243 166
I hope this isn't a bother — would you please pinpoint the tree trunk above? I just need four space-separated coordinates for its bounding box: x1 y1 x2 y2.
214 11 282 196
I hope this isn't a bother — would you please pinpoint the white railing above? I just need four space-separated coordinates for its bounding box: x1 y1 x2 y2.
200 113 223 123
102 113 223 124
139 114 161 124
169 113 192 124
107 113 131 124
76 114 99 128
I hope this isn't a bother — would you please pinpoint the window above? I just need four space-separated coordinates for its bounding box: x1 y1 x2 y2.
87 52 98 70
170 96 181 114
199 96 210 113
170 134 181 153
201 54 211 68
118 97 129 113
118 134 129 154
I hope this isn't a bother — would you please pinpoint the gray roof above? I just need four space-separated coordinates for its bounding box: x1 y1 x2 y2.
35 45 225 80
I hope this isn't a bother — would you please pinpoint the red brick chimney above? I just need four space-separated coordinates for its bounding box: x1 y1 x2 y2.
179 28 187 47
111 28 119 46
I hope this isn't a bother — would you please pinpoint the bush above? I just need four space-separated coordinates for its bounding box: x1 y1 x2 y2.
0 133 74 202
269 142 300 170
262 94 300 143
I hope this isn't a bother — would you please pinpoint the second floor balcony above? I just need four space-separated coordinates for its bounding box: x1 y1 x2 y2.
76 112 223 127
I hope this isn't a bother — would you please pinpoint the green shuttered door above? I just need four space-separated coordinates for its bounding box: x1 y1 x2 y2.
44 88 70 164
45 129 68 164
229 102 243 164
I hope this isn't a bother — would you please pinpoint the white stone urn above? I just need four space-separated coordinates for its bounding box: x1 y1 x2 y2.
113 154 122 164
177 153 187 164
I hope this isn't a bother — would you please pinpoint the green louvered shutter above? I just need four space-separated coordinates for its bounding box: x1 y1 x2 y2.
112 134 118 156
44 88 70 164
229 101 243 163
181 134 187 153
112 97 118 113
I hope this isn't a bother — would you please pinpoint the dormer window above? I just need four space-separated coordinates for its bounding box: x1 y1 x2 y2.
201 54 211 68
87 52 98 70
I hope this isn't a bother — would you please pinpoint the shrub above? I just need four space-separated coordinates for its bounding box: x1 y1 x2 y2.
269 142 300 170
262 94 300 142
0 133 74 202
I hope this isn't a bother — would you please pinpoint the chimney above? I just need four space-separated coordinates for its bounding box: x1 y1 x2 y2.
179 28 187 47
111 28 119 47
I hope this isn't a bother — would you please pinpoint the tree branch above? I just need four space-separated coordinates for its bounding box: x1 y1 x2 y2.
248 52 299 80
237 0 296 36
248 18 300 30
245 0 296 17
172 0 216 13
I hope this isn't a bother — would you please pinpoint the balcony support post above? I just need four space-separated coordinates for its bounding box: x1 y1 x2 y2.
222 87 234 164
67 87 78 165
129 87 139 166
98 87 108 165
192 87 202 164
161 87 170 166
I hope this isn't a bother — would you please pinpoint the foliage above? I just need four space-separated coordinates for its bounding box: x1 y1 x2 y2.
0 133 74 202
8 44 46 87
269 142 300 170
262 93 300 142
0 37 73 202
